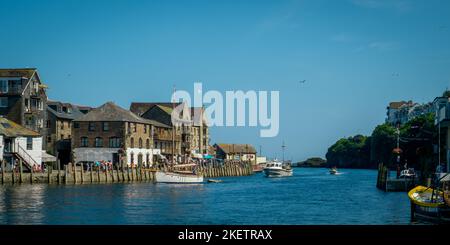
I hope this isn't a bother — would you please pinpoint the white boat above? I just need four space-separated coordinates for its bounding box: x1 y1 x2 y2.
263 161 293 177
155 171 204 183
329 167 338 175
399 168 416 179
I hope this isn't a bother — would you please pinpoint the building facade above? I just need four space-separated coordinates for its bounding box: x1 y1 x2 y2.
0 68 48 149
46 100 92 165
386 100 433 126
72 102 167 166
131 102 209 159
0 117 43 171
434 94 450 172
214 143 257 165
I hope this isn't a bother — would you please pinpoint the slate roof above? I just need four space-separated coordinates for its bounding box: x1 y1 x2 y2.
215 144 257 154
75 102 170 128
0 68 37 79
130 102 181 116
0 117 40 137
47 100 86 120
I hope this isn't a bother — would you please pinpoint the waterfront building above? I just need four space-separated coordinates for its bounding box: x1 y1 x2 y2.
0 68 48 149
214 143 257 165
130 102 210 160
72 102 168 166
46 100 92 165
0 116 43 171
386 100 433 125
433 93 450 172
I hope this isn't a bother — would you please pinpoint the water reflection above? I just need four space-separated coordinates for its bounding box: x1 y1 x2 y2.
0 169 412 224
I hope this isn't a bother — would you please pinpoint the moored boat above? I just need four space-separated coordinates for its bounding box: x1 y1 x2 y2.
408 185 450 224
155 171 204 184
263 161 293 177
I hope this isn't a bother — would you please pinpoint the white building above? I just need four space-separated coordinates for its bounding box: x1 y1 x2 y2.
0 116 43 170
386 100 433 125
433 95 450 172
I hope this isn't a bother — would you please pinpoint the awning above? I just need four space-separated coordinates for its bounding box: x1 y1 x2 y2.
42 151 57 162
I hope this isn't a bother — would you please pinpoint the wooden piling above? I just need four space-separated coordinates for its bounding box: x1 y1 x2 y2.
97 165 100 182
105 165 109 183
48 162 51 184
90 164 94 183
64 165 68 184
19 159 23 184
73 163 77 184
1 160 4 184
30 164 33 184
80 163 84 184
57 159 61 184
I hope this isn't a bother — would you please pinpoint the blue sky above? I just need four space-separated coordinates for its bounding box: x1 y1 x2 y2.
1 0 449 161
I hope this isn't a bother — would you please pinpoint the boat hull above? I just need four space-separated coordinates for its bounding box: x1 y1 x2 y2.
263 168 293 177
155 171 204 183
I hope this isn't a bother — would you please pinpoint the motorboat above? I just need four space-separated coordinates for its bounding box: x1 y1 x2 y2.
399 168 416 179
408 185 450 224
329 167 338 175
263 161 293 177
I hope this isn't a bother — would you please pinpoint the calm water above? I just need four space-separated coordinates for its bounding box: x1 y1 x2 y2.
0 168 411 224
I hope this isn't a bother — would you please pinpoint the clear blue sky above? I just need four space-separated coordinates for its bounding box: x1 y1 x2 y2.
1 0 449 161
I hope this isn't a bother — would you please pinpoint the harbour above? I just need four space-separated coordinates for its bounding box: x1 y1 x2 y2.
0 168 410 225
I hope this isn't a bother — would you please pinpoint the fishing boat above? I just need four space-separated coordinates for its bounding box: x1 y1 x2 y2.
263 161 293 177
329 167 338 175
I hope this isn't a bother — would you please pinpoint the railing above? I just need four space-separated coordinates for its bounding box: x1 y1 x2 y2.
12 143 39 168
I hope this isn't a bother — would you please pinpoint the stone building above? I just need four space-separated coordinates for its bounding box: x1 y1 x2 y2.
72 102 169 166
46 100 92 165
0 68 48 149
130 102 209 159
434 93 450 172
214 143 257 165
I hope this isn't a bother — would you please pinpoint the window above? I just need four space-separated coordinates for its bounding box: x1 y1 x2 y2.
26 137 33 150
36 119 43 128
47 136 51 143
0 80 8 93
81 137 88 147
46 120 51 128
88 122 95 131
0 97 7 107
130 137 135 148
139 138 143 148
109 137 122 148
130 152 134 164
102 122 109 131
95 137 103 147
146 139 150 149
74 122 79 128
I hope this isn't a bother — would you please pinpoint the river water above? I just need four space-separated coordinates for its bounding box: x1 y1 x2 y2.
0 168 410 224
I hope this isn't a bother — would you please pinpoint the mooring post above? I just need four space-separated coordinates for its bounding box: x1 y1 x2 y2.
80 162 84 184
105 164 109 183
57 159 61 184
18 159 23 184
48 162 52 184
73 162 77 184
64 165 68 184
90 163 93 183
30 163 33 184
1 160 5 184
97 164 100 182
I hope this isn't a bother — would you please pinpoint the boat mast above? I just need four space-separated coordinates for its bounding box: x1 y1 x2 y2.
282 141 286 163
